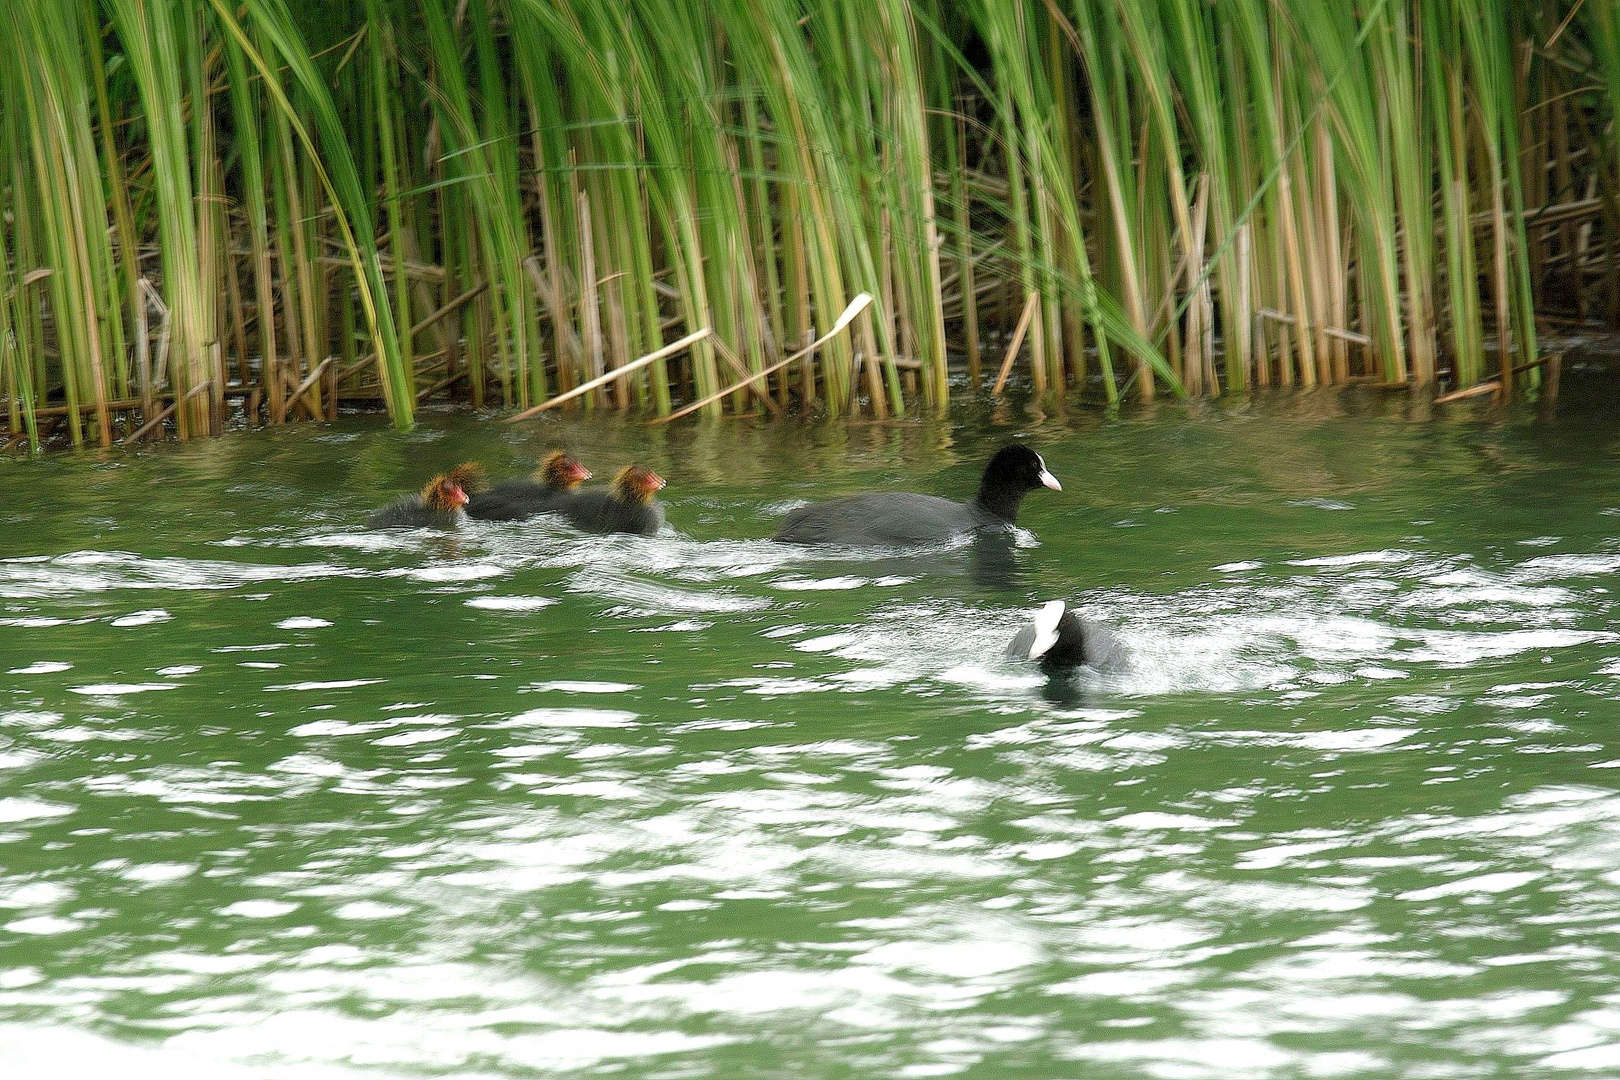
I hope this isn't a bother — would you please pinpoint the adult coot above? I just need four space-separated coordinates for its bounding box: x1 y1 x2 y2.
1006 601 1126 672
466 450 591 521
555 465 666 536
366 463 484 529
774 444 1060 546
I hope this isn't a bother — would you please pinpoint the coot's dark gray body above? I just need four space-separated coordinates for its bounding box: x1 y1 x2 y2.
365 499 461 530
554 492 665 536
466 452 591 522
774 444 1060 546
776 493 1001 545
1007 601 1127 673
465 481 569 522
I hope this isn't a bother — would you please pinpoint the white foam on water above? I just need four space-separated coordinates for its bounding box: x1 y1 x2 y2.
111 609 172 627
1288 549 1411 568
7 661 71 675
527 681 639 693
567 567 770 614
772 576 872 591
1397 871 1543 901
220 900 300 919
502 708 638 729
3 916 83 935
392 563 509 583
465 595 557 611
0 550 357 598
0 798 73 823
266 679 384 692
373 728 459 747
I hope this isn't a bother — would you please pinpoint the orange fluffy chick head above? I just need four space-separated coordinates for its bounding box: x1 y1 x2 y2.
537 450 592 489
610 465 666 505
422 462 485 512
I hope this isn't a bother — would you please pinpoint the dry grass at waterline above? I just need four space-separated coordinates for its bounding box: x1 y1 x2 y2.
1 0 1617 452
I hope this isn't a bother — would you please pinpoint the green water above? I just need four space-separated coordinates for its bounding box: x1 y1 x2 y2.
4 380 1620 1078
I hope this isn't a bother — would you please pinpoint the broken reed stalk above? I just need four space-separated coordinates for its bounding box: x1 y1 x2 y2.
508 327 714 421
992 292 1041 399
1433 381 1503 405
276 356 332 423
653 293 874 425
710 334 783 417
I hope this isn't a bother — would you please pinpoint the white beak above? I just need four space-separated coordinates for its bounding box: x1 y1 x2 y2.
1029 601 1065 659
1039 469 1061 491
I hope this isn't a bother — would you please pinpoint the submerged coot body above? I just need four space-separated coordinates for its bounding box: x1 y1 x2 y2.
555 465 666 536
466 451 591 522
366 463 483 529
1006 601 1126 673
774 444 1061 546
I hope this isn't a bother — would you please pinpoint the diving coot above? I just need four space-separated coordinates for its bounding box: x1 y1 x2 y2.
555 465 666 536
366 463 484 529
774 444 1060 546
1006 601 1126 672
466 451 591 521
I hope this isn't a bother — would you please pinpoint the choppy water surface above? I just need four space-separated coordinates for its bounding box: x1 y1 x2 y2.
4 384 1620 1078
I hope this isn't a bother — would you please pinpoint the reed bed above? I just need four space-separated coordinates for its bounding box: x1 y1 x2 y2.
1 0 1616 450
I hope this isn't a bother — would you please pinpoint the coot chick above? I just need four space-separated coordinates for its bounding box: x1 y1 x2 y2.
366 463 484 529
466 450 591 521
774 444 1060 546
555 465 666 536
1006 601 1127 673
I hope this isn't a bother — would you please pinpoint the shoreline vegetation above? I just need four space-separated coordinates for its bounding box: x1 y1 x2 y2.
1 0 1616 452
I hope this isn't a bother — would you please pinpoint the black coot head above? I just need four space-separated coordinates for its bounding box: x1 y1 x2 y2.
981 444 1061 497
